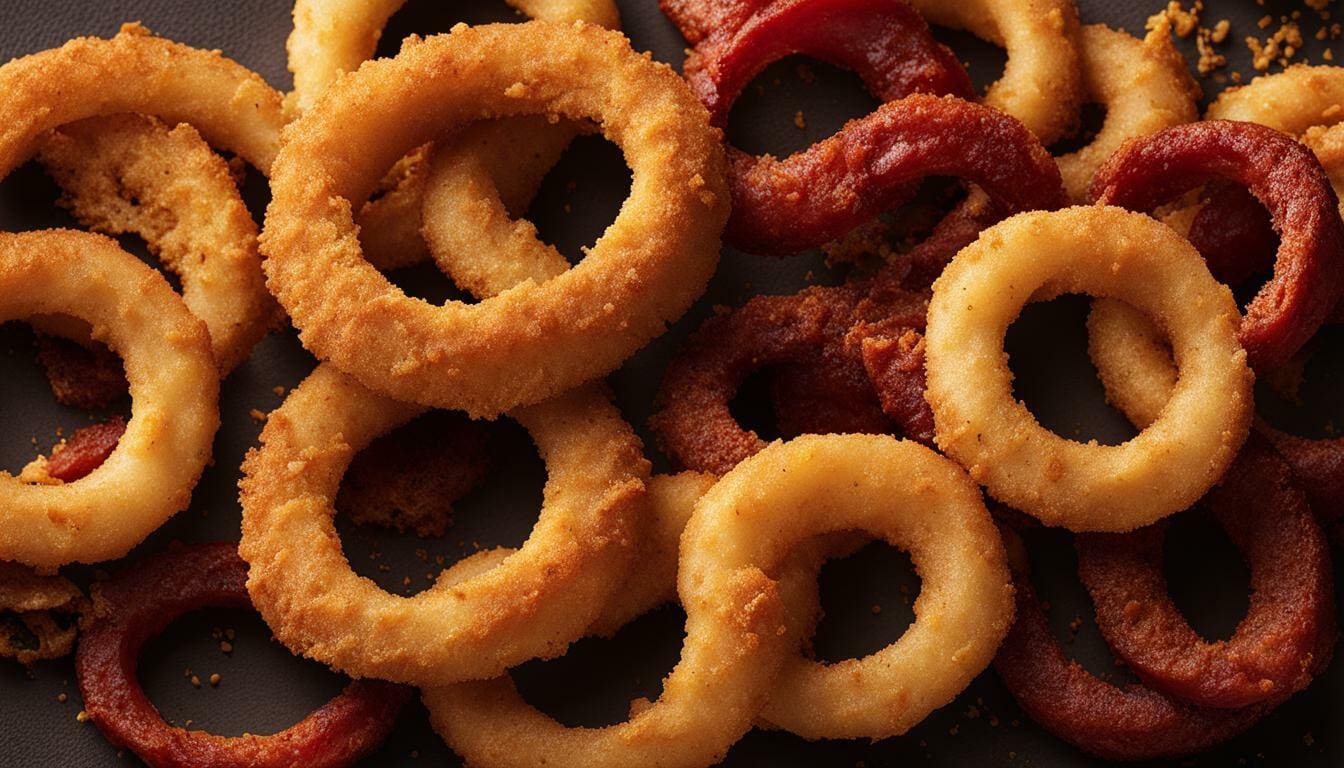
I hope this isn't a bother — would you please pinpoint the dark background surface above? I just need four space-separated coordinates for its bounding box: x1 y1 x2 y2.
1 0 1343 765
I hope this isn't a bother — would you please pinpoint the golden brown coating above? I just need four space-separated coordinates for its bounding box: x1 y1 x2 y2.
38 114 277 375
0 231 218 568
925 207 1252 531
239 364 650 686
261 22 728 416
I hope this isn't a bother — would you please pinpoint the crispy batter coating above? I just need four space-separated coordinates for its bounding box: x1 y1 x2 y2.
335 412 489 538
239 364 649 686
426 435 1011 762
38 114 277 375
262 22 728 417
0 231 218 568
925 207 1252 531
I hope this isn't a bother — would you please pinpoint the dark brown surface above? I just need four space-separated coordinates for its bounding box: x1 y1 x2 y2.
2 0 1344 766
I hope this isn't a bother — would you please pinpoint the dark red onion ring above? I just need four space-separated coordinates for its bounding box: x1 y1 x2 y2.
77 543 409 768
1091 120 1344 371
1075 440 1335 709
674 0 976 255
994 552 1275 761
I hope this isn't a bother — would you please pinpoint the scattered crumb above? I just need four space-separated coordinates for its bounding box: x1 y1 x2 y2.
56 693 67 703
249 408 267 423
793 110 806 129
76 710 88 723
209 673 221 687
272 386 286 396
219 641 233 654
189 675 201 688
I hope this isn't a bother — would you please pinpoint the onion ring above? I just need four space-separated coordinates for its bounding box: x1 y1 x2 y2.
1076 439 1334 709
238 363 649 686
0 562 85 664
425 435 1012 761
36 113 277 375
924 206 1252 531
1090 120 1344 372
77 542 409 768
721 92 1064 254
1055 22 1200 202
0 231 218 568
262 22 728 417
907 0 1084 145
993 527 1277 761
669 0 974 254
285 0 620 273
0 23 284 176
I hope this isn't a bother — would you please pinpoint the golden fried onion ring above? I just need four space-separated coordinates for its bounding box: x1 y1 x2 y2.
1056 22 1199 202
907 0 1083 145
262 22 728 417
924 206 1252 532
37 114 277 374
0 23 283 176
238 363 649 686
425 435 1013 762
0 231 218 567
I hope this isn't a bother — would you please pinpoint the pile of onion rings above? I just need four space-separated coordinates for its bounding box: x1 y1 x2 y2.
4 1 1344 766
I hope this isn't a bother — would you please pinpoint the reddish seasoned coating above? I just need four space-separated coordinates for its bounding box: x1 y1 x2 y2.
728 94 1066 254
47 417 126 483
1075 440 1334 709
993 559 1275 761
768 198 991 443
659 0 769 44
1260 424 1344 535
1187 184 1278 286
1091 120 1344 371
670 0 978 255
649 285 859 474
77 543 409 768
683 0 974 126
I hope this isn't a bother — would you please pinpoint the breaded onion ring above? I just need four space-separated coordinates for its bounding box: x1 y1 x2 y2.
994 529 1278 761
285 0 620 272
1091 120 1344 372
262 22 728 416
924 207 1252 532
907 0 1084 145
1076 440 1334 709
1055 22 1199 202
38 113 277 375
0 23 284 176
0 562 85 664
1206 65 1344 135
238 364 649 686
670 0 975 254
426 435 1012 762
0 231 218 568
77 543 409 768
